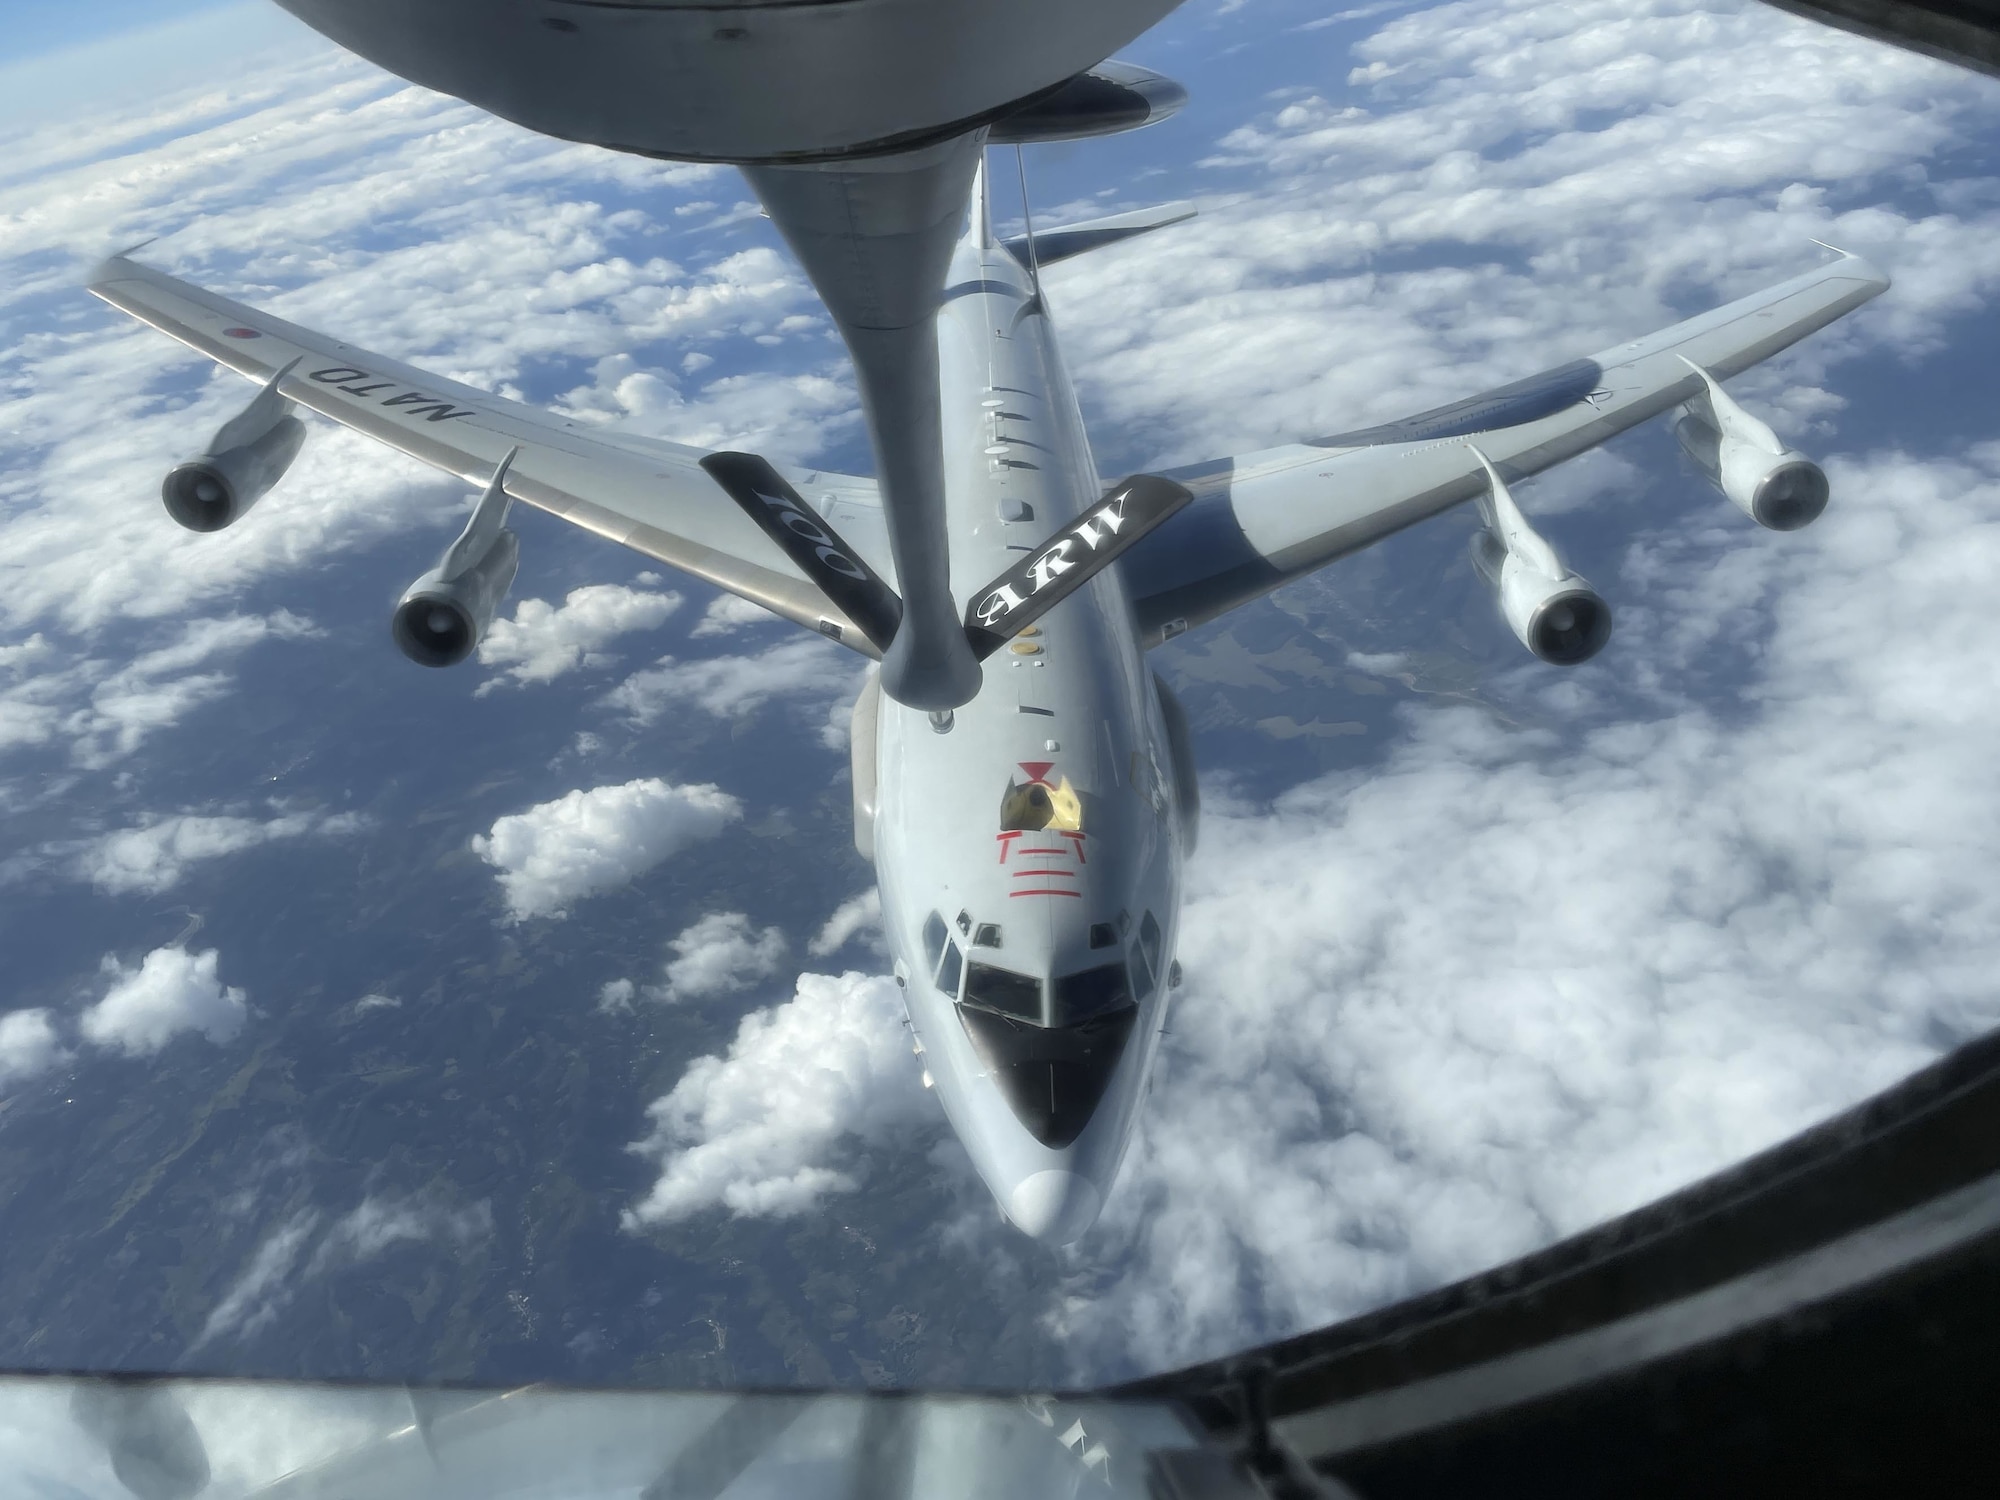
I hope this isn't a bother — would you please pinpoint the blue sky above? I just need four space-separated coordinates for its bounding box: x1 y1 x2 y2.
0 3 312 126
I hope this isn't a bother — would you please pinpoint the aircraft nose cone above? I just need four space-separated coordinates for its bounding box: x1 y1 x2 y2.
1007 1170 1103 1243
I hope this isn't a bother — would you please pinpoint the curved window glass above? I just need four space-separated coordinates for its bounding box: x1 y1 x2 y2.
936 938 963 997
1136 911 1164 999
922 911 948 973
1131 942 1156 1001
1050 962 1133 1026
964 962 1042 1021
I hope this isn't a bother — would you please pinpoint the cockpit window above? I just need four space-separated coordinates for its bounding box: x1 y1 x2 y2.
922 911 948 973
964 962 1041 1021
1088 922 1117 950
972 922 1002 949
936 938 963 998
1131 942 1156 1001
1139 912 1163 984
1050 962 1133 1027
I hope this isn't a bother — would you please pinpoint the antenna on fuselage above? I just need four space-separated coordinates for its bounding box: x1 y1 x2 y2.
1015 144 1041 301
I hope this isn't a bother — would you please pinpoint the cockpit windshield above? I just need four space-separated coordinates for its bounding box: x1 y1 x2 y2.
964 961 1042 1021
1050 962 1134 1026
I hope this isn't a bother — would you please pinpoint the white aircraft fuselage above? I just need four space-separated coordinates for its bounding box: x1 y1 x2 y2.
868 191 1186 1243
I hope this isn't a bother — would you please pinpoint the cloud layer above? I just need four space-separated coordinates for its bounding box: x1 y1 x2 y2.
198 1191 493 1347
471 778 743 921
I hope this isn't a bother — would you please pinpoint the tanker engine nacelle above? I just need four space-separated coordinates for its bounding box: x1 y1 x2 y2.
161 360 306 532
1467 448 1613 667
1673 358 1829 532
392 451 521 668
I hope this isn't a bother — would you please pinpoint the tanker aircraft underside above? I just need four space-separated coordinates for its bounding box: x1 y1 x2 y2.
88 1 1887 1240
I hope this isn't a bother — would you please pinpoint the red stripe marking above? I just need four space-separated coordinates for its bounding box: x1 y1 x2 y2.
1010 889 1082 898
1015 847 1070 856
1061 831 1088 864
1012 868 1076 879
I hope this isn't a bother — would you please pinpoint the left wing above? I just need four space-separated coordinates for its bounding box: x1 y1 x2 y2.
87 255 892 653
1117 253 1889 644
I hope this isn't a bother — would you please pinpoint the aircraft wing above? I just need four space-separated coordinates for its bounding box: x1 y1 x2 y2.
86 255 891 654
1117 253 1890 644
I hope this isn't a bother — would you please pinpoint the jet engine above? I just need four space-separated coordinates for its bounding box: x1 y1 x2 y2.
1674 358 1829 532
161 361 305 532
1468 449 1612 666
392 451 521 668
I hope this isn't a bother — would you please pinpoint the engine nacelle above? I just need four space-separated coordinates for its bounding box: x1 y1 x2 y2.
1468 448 1613 666
161 362 305 532
392 450 521 668
1675 360 1828 532
988 61 1187 145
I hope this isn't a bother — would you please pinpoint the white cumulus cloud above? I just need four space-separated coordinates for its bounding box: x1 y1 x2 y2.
476 582 682 692
471 777 742 921
0 1009 66 1087
80 946 247 1057
622 971 932 1224
658 912 787 1003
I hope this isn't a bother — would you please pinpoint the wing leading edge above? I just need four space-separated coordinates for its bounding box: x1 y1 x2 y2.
1118 253 1890 643
86 255 891 654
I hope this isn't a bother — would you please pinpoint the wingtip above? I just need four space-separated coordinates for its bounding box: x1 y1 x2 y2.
86 238 157 290
1810 237 1891 293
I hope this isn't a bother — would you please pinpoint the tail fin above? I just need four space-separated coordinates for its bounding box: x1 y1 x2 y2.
1000 201 1196 270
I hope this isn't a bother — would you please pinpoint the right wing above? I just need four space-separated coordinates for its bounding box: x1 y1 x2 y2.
87 255 892 653
1117 253 1889 643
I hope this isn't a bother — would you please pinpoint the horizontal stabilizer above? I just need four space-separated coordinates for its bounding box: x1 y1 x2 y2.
1003 201 1197 269
700 453 903 652
965 474 1192 657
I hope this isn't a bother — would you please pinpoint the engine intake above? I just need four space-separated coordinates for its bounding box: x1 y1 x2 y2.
1468 448 1612 667
1472 530 1614 665
1675 359 1829 532
162 361 305 531
392 449 521 667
